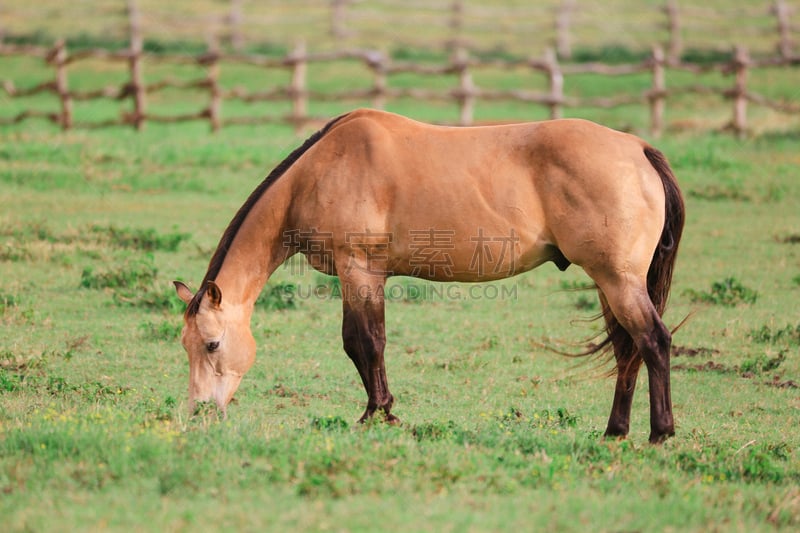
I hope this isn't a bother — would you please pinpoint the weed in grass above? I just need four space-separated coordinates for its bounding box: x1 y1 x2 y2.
764 184 785 203
0 292 20 311
0 293 33 325
412 420 462 442
138 395 178 422
0 220 58 242
91 224 191 252
139 319 183 341
0 348 49 374
683 277 758 306
558 280 596 291
739 353 786 376
80 256 158 290
256 281 299 310
688 183 752 202
557 280 598 310
574 294 597 311
310 415 349 431
2 362 130 402
672 440 792 483
748 323 800 346
120 288 186 313
80 254 186 312
0 242 32 262
793 274 800 287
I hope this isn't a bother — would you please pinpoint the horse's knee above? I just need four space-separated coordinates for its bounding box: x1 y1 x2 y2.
639 319 671 368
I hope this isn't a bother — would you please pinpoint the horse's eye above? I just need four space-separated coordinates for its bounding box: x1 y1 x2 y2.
206 341 220 353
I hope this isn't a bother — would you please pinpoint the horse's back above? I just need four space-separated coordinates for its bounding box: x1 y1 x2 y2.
291 109 667 281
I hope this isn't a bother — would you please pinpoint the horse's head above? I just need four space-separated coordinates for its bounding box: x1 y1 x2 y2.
173 280 256 415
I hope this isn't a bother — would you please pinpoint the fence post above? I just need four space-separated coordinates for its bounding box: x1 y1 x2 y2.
289 40 308 129
544 47 563 120
649 45 666 138
367 51 387 110
228 0 244 52
555 0 575 60
732 45 749 138
448 0 465 52
772 0 793 60
330 0 351 41
454 47 474 126
205 39 222 132
664 0 682 65
52 39 73 130
127 0 146 131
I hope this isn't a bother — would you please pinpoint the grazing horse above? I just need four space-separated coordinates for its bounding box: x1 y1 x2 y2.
174 109 684 443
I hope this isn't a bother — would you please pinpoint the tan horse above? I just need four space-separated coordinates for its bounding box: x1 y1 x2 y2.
174 109 684 443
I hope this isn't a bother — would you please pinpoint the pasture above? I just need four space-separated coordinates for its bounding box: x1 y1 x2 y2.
2 31 800 533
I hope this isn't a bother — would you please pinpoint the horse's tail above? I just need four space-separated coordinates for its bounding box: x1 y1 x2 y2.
592 146 685 367
642 146 685 317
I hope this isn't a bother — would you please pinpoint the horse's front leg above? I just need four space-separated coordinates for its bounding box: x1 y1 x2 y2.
340 273 398 424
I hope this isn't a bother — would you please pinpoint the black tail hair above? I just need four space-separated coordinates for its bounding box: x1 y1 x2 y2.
589 146 685 370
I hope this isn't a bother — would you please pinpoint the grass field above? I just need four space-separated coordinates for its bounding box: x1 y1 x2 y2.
2 9 800 532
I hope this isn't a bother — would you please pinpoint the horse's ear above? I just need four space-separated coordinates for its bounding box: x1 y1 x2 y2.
206 281 223 308
173 281 194 305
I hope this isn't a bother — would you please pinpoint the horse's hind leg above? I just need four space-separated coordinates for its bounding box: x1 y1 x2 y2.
598 292 643 438
340 273 397 424
590 271 674 443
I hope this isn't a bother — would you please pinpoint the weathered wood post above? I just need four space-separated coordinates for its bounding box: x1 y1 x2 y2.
289 40 308 130
51 39 73 130
555 0 576 60
228 0 244 52
454 47 474 126
732 45 749 139
448 0 465 52
544 47 563 120
772 0 793 60
649 45 666 138
204 37 222 132
664 0 682 65
127 0 146 131
330 0 351 41
367 50 387 110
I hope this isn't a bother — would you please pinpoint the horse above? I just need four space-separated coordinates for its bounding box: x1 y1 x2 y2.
173 108 685 443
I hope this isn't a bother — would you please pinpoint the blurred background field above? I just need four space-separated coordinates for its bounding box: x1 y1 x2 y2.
1 2 800 532
1 1 799 134
1 0 796 59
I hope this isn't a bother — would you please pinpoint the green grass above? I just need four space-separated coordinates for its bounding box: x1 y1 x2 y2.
2 19 800 533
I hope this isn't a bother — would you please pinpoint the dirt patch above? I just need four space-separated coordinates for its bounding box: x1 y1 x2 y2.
765 375 799 389
776 233 800 244
672 345 720 358
673 360 730 373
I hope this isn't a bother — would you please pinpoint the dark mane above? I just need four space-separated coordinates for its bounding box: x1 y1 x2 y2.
186 113 349 316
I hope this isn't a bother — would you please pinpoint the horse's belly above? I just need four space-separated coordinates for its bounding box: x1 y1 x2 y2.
388 231 551 282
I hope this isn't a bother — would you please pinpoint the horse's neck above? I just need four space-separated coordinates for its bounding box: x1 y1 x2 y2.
214 182 294 309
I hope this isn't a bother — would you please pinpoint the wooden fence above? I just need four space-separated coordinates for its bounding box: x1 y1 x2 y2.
8 1 794 62
2 34 799 138
328 0 799 64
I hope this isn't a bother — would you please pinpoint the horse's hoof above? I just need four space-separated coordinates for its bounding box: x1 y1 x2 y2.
648 430 675 444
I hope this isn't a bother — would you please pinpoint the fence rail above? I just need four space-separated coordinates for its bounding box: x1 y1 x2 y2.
2 1 798 63
2 35 799 137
